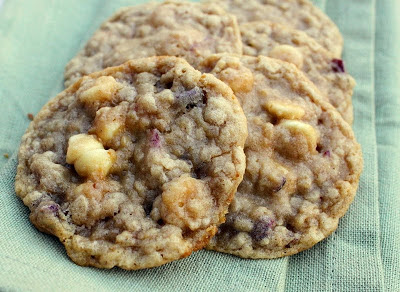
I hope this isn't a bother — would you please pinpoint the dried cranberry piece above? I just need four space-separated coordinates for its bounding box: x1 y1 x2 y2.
47 204 60 217
323 150 331 157
175 87 206 110
273 177 286 192
331 59 346 73
251 218 275 241
48 204 59 212
149 129 161 148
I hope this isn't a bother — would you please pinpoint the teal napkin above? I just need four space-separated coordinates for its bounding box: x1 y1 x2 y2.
0 0 399 290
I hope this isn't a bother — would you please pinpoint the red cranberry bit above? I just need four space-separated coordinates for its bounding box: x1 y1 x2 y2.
251 218 276 241
176 87 206 110
150 129 161 148
273 177 286 192
285 237 299 249
47 204 60 217
331 59 346 73
323 150 331 157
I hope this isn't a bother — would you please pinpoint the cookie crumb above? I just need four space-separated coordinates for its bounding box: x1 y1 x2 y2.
3 153 9 159
27 113 34 121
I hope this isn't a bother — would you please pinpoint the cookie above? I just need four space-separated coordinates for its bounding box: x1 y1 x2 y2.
199 54 363 259
15 56 247 269
204 0 343 57
64 0 242 88
240 21 355 124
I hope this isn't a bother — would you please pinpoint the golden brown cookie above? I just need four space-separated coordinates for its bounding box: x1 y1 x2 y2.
199 54 363 259
16 56 247 269
64 0 242 87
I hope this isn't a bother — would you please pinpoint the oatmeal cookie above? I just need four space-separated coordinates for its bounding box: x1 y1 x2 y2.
241 21 355 123
15 56 247 269
64 0 242 87
204 0 343 57
199 54 363 259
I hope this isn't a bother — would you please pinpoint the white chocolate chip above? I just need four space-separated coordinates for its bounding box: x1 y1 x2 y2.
218 66 254 93
268 45 304 69
79 76 121 103
66 134 116 178
93 107 125 144
280 120 318 153
66 134 103 164
155 174 214 231
264 100 305 120
74 148 116 178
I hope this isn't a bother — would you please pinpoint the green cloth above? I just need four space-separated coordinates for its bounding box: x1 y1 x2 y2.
0 0 398 290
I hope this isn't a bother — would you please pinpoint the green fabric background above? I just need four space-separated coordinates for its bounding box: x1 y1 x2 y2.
0 0 399 291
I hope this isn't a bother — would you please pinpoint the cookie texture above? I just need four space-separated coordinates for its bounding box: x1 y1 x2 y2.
199 54 363 259
15 56 247 269
241 21 355 123
64 0 242 87
205 0 343 57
